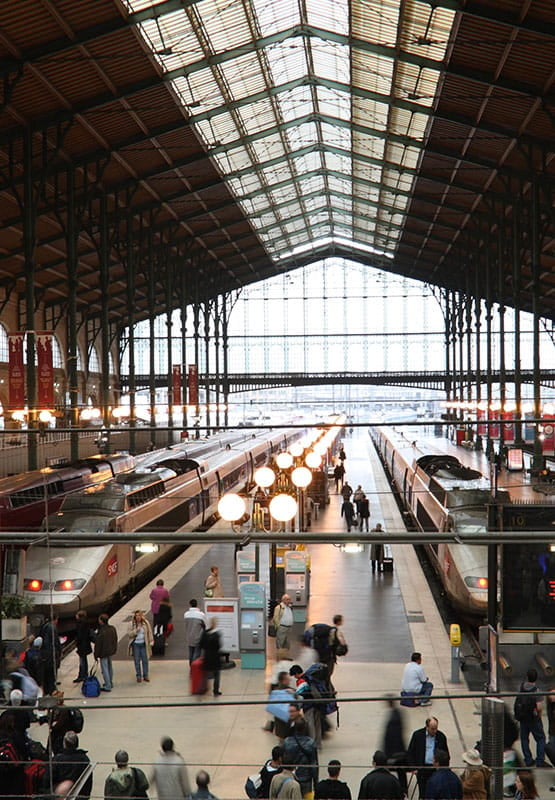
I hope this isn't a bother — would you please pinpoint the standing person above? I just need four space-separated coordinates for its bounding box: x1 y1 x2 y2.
128 610 153 683
150 579 170 628
358 495 370 532
204 566 223 598
269 751 302 800
424 750 461 800
104 749 149 799
94 613 118 692
23 635 44 690
51 731 93 800
151 736 191 800
401 652 433 706
369 524 385 574
272 594 293 658
315 759 351 800
382 698 407 795
514 668 546 767
74 610 93 684
406 716 449 799
40 611 62 695
352 486 364 515
357 750 403 800
184 600 206 665
200 617 222 696
283 719 318 797
338 447 346 463
189 770 219 800
460 748 491 799
341 498 356 532
333 463 345 493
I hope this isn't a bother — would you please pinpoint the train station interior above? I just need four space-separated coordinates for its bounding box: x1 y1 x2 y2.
1 1 555 799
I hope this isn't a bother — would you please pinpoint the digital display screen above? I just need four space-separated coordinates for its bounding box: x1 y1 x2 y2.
502 544 555 631
241 610 261 628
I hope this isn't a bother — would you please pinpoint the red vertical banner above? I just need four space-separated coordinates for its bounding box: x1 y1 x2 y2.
172 365 182 406
188 364 198 405
501 410 515 443
490 407 500 439
8 332 25 409
477 407 487 437
36 331 54 407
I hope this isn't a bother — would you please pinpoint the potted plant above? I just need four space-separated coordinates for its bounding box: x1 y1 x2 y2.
1 594 35 641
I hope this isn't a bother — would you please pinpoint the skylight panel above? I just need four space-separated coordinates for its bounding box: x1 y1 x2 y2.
267 40 309 86
278 86 313 123
315 85 349 120
286 121 319 149
254 0 301 36
325 150 351 174
198 0 251 52
299 174 326 195
311 39 350 83
306 0 349 34
295 152 323 175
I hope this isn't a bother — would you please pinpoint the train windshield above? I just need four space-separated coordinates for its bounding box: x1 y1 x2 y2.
59 493 126 513
445 489 492 510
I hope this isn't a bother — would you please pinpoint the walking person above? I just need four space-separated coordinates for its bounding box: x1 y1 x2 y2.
460 748 491 799
150 579 170 628
358 494 370 532
370 523 385 573
514 668 546 767
352 485 364 515
341 482 353 502
184 599 206 665
151 736 191 800
406 716 449 799
200 617 222 696
333 463 345 493
104 750 149 799
128 610 153 683
40 611 62 695
94 613 118 692
204 566 223 598
341 498 356 532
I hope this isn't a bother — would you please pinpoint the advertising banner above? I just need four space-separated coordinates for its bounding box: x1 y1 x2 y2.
542 415 555 455
188 364 198 405
8 332 25 409
172 365 182 406
36 331 54 407
501 411 515 443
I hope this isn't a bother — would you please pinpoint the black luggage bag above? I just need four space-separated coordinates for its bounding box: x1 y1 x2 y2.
152 624 166 656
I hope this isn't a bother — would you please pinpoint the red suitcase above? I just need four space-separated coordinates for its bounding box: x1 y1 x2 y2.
190 657 207 695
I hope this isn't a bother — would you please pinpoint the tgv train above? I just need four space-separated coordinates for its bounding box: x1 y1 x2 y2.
371 426 509 617
23 428 302 624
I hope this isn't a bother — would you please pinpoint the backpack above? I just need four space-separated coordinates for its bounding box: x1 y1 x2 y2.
303 624 337 661
244 773 262 798
514 685 537 722
24 760 47 797
302 663 338 716
67 707 84 733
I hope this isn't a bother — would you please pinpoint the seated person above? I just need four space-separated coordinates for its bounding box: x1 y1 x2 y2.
400 652 433 706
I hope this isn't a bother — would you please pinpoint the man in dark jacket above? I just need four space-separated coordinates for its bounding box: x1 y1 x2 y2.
40 612 62 695
424 750 462 799
74 610 93 683
407 717 449 799
315 759 351 800
52 731 93 800
357 751 403 800
94 613 118 692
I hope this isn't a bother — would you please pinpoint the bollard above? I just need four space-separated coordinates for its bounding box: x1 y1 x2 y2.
449 623 461 684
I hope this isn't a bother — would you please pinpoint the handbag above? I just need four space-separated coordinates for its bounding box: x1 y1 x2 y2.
335 642 348 656
81 667 101 698
204 587 214 598
268 622 277 637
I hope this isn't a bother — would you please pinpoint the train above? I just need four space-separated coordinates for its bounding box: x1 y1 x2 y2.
370 426 510 617
23 427 304 625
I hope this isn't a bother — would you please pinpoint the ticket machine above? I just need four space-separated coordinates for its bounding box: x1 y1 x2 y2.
239 582 266 669
284 550 309 623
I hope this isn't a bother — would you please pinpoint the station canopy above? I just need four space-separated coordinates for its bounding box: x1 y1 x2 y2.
0 0 554 322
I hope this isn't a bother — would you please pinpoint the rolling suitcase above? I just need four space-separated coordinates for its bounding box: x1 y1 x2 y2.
382 544 394 572
152 624 166 656
190 657 207 695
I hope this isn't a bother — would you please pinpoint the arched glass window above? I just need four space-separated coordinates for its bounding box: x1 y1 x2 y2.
0 325 8 362
52 336 63 369
88 345 100 373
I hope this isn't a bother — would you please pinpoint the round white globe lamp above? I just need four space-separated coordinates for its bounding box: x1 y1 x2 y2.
305 451 321 469
276 451 294 470
269 493 297 522
291 466 312 489
218 493 246 522
254 466 276 488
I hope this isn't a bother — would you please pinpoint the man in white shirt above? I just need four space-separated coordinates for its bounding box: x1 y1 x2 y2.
400 652 433 706
184 599 206 664
272 594 294 657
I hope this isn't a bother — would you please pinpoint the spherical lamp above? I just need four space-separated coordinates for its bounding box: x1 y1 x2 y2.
276 451 294 470
269 493 297 522
291 466 312 489
254 466 276 488
289 442 304 458
305 451 321 469
218 493 247 522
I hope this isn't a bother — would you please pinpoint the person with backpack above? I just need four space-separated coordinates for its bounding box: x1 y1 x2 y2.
52 731 93 800
0 708 27 800
104 749 149 799
514 668 546 767
245 745 284 799
283 719 318 797
94 613 119 692
269 751 301 800
23 636 44 689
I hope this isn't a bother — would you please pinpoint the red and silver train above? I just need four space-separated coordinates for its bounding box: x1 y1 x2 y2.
23 428 303 623
371 426 509 617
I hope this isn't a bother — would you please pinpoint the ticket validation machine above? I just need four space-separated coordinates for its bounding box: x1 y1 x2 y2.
285 551 309 623
239 582 266 669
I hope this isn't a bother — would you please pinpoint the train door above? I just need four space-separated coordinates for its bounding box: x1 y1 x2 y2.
2 546 24 595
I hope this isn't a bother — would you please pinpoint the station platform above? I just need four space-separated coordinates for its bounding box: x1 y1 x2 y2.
33 429 555 799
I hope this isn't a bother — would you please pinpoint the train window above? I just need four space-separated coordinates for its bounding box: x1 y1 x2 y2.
10 486 48 507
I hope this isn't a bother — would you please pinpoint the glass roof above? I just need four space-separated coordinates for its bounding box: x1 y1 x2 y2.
125 0 456 264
